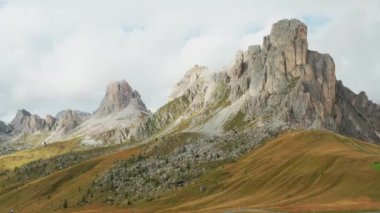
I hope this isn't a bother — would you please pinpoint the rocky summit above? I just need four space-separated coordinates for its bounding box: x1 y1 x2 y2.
95 80 148 116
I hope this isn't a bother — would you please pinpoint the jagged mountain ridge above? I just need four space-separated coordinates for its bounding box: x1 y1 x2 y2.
0 80 150 151
132 19 380 143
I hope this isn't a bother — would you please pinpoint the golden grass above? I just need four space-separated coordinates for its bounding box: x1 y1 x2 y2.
2 130 380 212
0 138 82 170
0 145 141 213
144 130 380 212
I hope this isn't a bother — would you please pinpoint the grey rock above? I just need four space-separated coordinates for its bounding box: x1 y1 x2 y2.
0 120 12 134
45 115 56 130
55 110 89 134
0 120 13 142
10 109 47 134
95 80 148 116
56 110 90 121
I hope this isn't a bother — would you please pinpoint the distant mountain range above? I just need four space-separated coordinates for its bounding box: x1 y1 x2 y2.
0 80 150 153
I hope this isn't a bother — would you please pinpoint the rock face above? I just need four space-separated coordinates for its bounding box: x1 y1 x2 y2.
0 121 13 141
44 115 56 130
55 110 89 134
335 83 380 140
56 110 90 121
232 19 337 131
169 65 211 101
132 18 380 143
0 121 12 134
95 80 148 116
10 109 48 134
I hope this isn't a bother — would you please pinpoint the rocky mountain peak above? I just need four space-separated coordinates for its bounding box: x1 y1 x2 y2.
11 109 32 128
10 109 46 134
268 19 307 51
267 19 308 74
95 80 148 116
15 109 31 118
133 18 380 143
230 18 337 129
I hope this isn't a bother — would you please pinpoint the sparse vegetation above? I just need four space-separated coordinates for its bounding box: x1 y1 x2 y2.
224 111 249 131
1 142 126 187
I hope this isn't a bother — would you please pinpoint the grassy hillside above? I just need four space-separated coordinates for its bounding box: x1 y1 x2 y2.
2 130 380 212
147 130 380 212
0 145 141 213
0 138 82 170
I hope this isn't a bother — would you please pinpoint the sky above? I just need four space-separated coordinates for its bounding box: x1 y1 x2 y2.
0 0 379 122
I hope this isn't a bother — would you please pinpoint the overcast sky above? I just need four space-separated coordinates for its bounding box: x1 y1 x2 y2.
0 0 379 122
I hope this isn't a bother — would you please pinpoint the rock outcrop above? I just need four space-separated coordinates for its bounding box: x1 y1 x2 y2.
0 121 13 141
0 121 12 134
95 80 148 116
132 18 380 143
55 110 90 134
10 109 48 135
169 65 211 101
56 110 90 121
44 115 56 130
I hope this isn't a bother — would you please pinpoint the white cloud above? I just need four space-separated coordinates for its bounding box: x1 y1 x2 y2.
0 0 379 121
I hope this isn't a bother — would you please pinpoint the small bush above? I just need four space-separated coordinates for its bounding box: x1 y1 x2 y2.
63 199 68 208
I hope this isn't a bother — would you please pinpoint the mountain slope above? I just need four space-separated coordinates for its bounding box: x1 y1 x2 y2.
146 130 380 212
0 145 142 213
